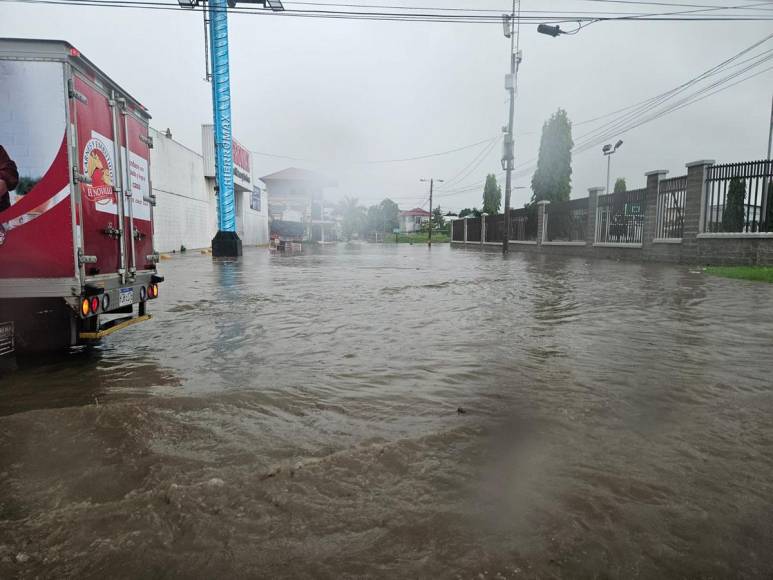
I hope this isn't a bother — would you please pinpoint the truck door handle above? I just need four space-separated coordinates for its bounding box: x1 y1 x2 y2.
103 223 121 238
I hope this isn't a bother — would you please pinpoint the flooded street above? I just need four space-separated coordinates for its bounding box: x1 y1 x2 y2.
1 244 773 578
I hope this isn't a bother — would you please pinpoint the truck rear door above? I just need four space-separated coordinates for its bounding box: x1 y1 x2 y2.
72 74 126 279
118 108 154 274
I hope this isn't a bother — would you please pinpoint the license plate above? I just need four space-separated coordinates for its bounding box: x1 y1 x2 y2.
119 287 134 307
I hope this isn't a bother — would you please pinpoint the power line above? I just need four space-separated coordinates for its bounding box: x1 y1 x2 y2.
251 135 499 164
441 137 499 187
503 31 773 183
571 36 773 151
3 0 773 21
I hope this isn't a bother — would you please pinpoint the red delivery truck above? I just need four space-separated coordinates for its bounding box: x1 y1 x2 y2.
0 39 163 353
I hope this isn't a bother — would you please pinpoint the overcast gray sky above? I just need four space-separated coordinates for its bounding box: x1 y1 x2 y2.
2 1 772 211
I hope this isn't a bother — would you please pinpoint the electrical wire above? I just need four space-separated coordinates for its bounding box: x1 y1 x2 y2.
250 134 500 165
441 137 500 187
3 0 773 22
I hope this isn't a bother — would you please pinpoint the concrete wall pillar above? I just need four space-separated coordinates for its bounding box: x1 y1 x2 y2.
463 218 468 243
587 187 603 245
536 200 550 244
683 160 715 262
480 214 487 245
643 170 668 253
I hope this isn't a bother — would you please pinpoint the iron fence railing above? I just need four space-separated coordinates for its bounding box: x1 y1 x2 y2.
484 214 504 242
595 188 646 244
452 219 464 241
656 175 687 239
510 207 538 242
545 198 588 242
466 217 481 242
703 160 773 233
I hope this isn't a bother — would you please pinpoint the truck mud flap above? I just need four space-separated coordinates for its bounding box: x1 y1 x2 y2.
79 314 152 341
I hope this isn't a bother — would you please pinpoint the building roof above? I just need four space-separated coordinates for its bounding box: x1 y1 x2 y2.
399 207 431 218
260 167 336 186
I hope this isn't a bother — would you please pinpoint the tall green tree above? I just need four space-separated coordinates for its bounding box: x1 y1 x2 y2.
339 196 366 240
432 206 445 230
531 109 573 203
482 174 502 214
366 204 383 234
459 207 481 218
614 178 627 193
379 198 400 232
722 177 746 232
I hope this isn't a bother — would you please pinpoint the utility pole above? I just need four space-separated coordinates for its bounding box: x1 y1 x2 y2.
502 0 522 254
421 178 443 247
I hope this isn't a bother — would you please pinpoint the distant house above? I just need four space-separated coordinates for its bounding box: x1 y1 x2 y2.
261 167 337 241
399 207 431 233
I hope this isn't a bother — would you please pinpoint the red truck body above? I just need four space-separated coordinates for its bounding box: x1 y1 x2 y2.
0 39 161 353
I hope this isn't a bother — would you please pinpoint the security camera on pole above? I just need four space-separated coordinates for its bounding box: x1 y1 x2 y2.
501 1 522 254
177 0 284 257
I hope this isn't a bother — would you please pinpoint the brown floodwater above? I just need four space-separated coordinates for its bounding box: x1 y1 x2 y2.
1 244 772 579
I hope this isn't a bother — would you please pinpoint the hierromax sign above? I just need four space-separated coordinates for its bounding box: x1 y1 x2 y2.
202 124 252 191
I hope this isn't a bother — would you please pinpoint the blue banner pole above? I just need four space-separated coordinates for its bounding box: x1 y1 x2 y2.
209 0 242 256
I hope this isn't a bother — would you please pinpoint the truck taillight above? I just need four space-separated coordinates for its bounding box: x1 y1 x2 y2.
90 297 100 314
148 284 159 299
81 298 90 317
102 294 110 311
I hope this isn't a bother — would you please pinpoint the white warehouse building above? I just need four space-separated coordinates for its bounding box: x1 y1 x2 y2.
150 126 269 253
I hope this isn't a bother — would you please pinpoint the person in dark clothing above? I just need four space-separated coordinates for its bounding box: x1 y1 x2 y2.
0 146 19 213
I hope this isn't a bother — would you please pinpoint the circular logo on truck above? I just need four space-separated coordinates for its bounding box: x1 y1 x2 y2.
82 139 115 205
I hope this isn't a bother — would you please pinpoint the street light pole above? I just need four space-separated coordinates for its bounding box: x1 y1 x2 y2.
502 0 521 255
602 140 623 193
768 92 773 162
763 93 772 227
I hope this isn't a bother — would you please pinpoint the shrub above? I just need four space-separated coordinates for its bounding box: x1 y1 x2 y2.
721 177 745 232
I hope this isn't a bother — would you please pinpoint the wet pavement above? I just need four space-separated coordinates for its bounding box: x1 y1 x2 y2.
1 244 772 579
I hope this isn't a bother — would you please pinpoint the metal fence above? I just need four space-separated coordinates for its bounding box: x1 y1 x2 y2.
703 160 773 233
485 214 504 242
595 188 646 244
656 175 687 239
510 207 538 242
466 217 481 242
545 198 588 242
452 219 464 241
